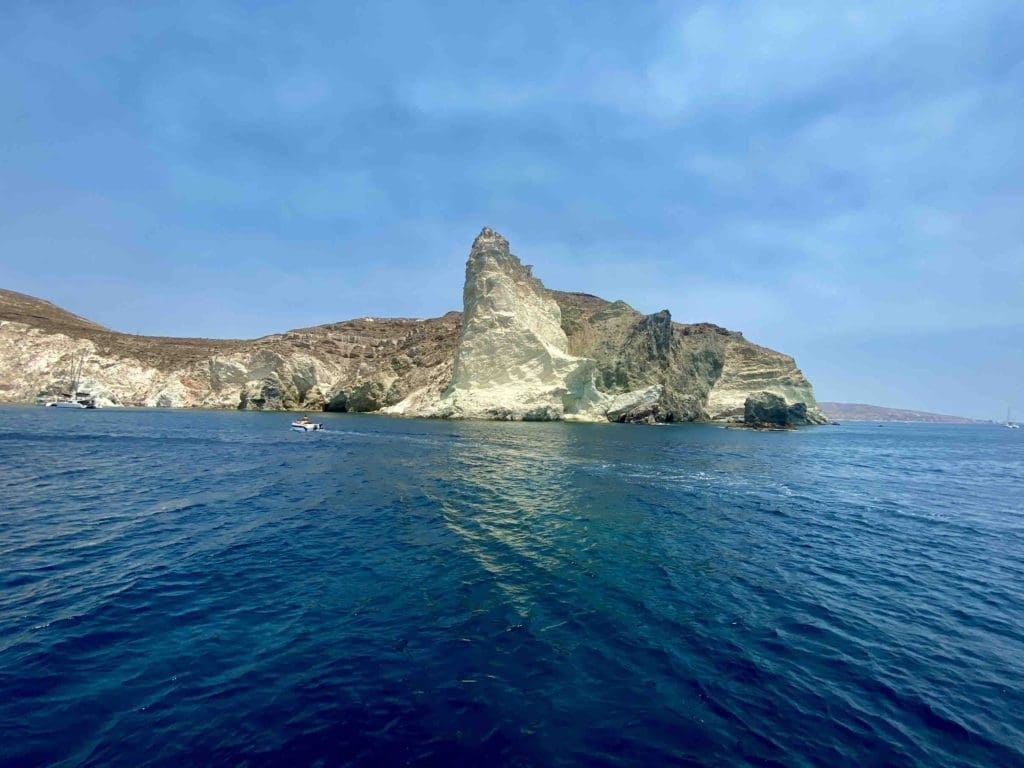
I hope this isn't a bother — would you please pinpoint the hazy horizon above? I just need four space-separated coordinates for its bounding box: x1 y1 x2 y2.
2 2 1022 421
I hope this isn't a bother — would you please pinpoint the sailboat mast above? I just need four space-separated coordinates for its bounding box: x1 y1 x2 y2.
65 355 75 396
72 353 82 397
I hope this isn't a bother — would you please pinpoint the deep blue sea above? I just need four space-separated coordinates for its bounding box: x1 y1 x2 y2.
1 406 1022 767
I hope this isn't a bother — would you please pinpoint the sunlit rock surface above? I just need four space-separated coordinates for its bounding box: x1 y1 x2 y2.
391 228 648 420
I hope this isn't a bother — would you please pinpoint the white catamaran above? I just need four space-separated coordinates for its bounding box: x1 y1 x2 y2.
45 353 97 409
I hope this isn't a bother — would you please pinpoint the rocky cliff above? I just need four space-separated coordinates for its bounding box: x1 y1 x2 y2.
0 228 825 423
0 288 459 412
550 292 824 424
386 228 656 420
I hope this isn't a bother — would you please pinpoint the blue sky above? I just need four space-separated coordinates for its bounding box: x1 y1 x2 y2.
2 1 1022 419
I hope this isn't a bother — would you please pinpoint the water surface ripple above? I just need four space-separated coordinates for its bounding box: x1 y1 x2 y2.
1 408 1022 766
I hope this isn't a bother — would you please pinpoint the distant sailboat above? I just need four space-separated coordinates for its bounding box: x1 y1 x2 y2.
1007 407 1020 429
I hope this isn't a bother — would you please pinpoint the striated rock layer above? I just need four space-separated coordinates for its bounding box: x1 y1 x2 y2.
550 293 825 424
0 227 825 423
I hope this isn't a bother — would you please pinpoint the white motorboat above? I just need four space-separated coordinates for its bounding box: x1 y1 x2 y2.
291 418 324 432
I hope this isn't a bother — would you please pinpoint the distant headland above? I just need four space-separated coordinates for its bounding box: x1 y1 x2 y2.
818 402 991 424
0 228 826 426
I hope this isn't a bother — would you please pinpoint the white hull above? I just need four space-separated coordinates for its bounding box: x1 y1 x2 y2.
291 421 324 431
44 353 98 408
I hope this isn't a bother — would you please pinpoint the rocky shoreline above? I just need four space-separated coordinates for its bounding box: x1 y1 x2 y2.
0 228 826 426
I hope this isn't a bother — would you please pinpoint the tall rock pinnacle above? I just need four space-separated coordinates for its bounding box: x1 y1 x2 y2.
431 227 607 419
385 227 665 420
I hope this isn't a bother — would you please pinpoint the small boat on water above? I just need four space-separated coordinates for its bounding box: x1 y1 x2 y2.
1007 407 1020 429
44 353 97 409
291 416 324 432
48 399 90 409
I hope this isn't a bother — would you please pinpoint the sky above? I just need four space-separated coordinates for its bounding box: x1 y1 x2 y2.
1 1 1022 419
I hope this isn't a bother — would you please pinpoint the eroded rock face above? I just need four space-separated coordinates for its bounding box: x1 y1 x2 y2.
743 391 789 427
390 228 652 421
742 391 813 429
706 338 825 423
0 288 460 412
0 228 826 424
418 229 602 419
553 291 825 424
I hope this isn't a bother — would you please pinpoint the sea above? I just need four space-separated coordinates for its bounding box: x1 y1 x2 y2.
1 406 1022 767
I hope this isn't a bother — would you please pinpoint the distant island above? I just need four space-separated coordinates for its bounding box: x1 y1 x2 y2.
0 228 827 427
818 402 991 424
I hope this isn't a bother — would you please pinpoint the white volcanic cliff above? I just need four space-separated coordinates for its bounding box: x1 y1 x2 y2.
390 228 655 420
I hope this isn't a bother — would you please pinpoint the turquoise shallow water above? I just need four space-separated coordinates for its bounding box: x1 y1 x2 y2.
1 406 1022 766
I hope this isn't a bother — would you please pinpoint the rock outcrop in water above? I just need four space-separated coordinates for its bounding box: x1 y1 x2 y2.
0 228 825 423
741 391 812 429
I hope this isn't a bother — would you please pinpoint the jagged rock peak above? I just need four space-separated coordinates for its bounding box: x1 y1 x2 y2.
466 227 541 291
458 227 565 360
472 226 508 251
